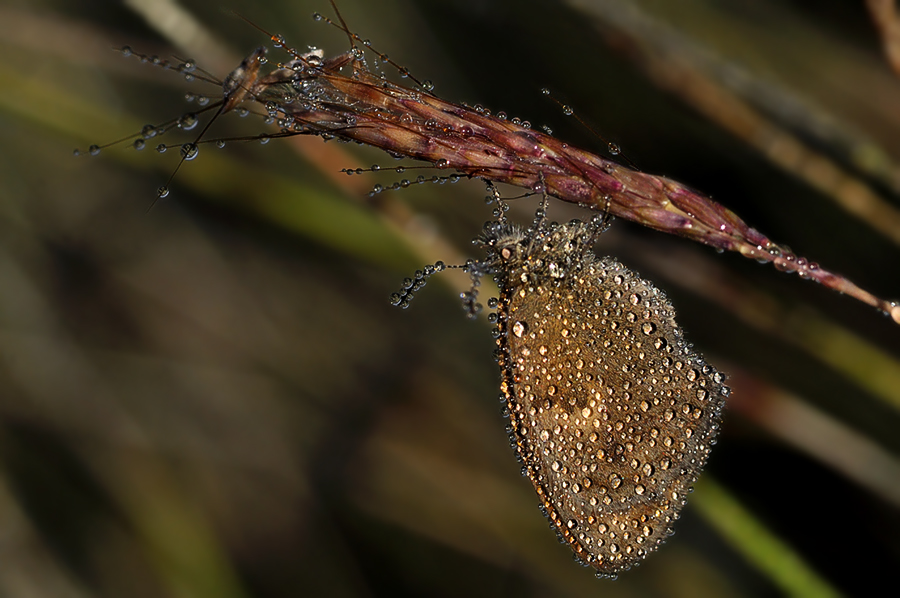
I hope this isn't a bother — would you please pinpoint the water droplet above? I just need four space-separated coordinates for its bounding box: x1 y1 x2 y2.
88 144 100 156
157 186 169 198
180 143 199 161
178 113 198 131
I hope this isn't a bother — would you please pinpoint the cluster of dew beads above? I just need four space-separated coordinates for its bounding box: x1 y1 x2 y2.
459 257 488 319
389 262 446 309
352 165 464 197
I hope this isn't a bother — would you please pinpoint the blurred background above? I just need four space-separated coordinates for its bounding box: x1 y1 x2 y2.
1 0 899 596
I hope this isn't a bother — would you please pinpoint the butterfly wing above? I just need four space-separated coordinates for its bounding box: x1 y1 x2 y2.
498 245 728 576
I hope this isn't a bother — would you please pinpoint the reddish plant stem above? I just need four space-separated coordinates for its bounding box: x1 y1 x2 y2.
231 43 900 323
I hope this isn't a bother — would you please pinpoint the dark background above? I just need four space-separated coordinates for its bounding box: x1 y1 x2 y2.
1 0 899 596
